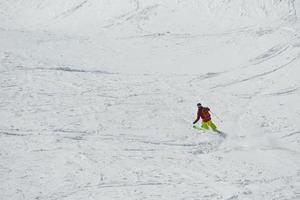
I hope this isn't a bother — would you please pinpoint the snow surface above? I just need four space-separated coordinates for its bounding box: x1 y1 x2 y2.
0 0 300 199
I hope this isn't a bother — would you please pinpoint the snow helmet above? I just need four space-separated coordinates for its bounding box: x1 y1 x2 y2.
197 103 202 107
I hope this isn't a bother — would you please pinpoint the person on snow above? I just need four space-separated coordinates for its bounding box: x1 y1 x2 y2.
193 103 218 131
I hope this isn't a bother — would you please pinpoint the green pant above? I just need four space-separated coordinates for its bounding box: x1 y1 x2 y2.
201 120 217 131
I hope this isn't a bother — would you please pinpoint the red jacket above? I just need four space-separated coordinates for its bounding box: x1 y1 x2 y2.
194 107 211 123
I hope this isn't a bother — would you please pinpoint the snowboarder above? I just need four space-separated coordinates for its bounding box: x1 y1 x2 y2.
193 103 218 131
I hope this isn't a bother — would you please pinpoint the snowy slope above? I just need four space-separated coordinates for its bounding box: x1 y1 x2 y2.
1 0 300 200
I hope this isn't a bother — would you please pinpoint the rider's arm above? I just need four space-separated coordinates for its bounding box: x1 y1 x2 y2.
193 111 200 124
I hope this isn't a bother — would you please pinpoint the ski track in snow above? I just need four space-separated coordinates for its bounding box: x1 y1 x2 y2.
1 62 299 199
1 0 300 200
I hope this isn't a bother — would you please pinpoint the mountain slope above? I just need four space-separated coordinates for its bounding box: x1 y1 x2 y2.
0 0 300 199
